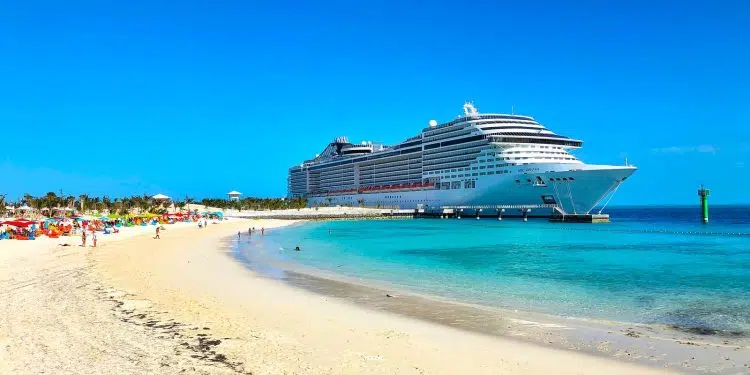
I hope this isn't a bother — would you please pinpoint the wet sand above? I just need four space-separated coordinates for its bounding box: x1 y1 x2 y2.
0 219 708 374
240 252 750 374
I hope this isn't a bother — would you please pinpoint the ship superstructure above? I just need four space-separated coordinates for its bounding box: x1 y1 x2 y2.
288 103 634 215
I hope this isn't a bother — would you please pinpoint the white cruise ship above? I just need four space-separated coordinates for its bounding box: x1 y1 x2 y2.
288 103 635 216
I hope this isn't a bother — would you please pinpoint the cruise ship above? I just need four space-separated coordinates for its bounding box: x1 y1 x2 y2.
288 103 635 215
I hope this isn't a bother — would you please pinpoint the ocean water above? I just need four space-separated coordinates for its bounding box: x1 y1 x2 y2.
237 206 750 335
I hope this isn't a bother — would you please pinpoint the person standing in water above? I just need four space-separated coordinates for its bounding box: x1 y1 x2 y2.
237 231 241 239
261 227 264 236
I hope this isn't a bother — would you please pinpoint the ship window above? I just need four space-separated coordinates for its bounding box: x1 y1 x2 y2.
480 172 486 175
479 166 486 169
488 171 494 175
472 167 477 170
451 181 461 189
472 173 478 176
569 177 575 180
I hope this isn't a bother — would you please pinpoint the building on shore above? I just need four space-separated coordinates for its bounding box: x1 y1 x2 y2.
227 191 242 201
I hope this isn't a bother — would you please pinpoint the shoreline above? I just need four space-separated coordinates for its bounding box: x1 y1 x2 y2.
229 221 750 374
90 220 675 374
0 218 733 374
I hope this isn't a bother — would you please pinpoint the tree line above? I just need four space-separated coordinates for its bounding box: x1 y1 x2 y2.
198 197 307 211
0 192 307 216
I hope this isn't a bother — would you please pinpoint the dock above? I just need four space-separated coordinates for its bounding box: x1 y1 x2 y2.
225 207 414 220
414 204 610 223
415 204 557 220
226 205 612 223
549 213 610 223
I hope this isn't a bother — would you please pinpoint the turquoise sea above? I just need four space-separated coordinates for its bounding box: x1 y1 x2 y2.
235 206 750 335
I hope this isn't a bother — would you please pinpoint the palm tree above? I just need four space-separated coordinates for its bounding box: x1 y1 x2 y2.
102 196 112 214
0 194 6 216
78 194 89 212
65 195 75 211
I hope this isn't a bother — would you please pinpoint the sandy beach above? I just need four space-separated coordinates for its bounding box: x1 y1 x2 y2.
1 219 683 374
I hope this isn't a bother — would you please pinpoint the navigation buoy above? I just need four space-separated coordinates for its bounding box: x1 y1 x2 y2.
698 185 710 224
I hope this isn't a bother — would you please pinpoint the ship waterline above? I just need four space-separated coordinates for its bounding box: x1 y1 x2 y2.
308 164 635 215
289 103 635 214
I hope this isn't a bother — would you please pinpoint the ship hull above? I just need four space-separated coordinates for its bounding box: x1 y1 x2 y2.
307 164 635 216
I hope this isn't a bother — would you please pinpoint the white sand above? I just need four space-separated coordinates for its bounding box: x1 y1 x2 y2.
0 219 679 374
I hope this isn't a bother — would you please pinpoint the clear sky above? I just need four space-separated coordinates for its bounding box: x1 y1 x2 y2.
1 1 748 204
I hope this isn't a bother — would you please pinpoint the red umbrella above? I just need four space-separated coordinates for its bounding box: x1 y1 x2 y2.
2 220 35 228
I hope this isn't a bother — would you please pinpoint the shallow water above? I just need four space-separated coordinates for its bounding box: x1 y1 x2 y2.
237 206 750 335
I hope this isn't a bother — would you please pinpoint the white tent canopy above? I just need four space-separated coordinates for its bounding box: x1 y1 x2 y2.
227 191 241 195
151 194 170 200
18 205 32 211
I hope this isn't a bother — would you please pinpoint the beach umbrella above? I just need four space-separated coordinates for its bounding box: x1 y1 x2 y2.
2 220 34 228
4 206 14 211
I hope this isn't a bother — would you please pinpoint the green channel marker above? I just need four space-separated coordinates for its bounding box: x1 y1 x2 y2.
698 185 710 224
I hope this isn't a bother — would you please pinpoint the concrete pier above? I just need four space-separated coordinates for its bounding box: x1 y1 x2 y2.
549 214 610 223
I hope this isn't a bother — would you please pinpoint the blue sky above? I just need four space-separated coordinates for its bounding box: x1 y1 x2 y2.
1 1 748 204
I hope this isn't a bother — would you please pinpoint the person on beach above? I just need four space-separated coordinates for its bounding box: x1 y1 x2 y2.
92 232 97 247
81 231 87 247
155 226 160 239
